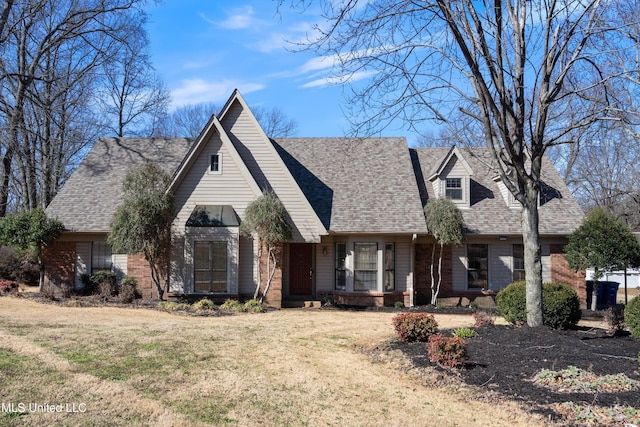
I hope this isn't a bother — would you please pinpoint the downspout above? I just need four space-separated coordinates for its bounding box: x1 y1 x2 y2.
410 233 417 307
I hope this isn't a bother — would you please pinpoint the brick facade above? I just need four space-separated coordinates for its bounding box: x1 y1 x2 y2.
43 240 76 289
415 243 453 304
127 252 157 299
550 244 587 308
258 241 283 308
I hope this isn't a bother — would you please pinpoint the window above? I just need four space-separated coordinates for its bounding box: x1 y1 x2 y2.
335 242 346 290
445 178 462 200
513 244 525 282
210 153 221 173
384 243 395 291
354 242 378 291
91 242 112 274
194 241 227 292
467 244 488 289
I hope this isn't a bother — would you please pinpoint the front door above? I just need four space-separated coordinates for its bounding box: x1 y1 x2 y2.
289 243 313 296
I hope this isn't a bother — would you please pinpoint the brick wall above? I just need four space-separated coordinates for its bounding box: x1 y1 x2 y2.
127 252 156 299
43 241 76 288
550 244 587 308
258 241 283 308
415 243 453 304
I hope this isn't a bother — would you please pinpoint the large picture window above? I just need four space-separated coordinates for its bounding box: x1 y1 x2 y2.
194 241 227 292
91 242 112 274
467 244 488 289
512 244 525 282
354 242 378 291
335 242 346 290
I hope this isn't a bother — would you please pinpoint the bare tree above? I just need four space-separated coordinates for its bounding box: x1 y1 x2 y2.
283 0 640 326
157 102 298 138
0 0 149 214
97 15 170 137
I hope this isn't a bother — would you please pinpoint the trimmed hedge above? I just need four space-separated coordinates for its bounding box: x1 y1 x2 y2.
392 312 439 343
497 281 581 329
625 296 640 340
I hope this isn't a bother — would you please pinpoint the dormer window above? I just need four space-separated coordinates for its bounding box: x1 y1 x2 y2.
445 178 462 200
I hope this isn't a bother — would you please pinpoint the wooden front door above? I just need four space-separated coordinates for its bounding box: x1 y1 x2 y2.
289 243 313 296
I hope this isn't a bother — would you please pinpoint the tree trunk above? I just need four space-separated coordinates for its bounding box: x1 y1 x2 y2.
431 243 444 305
430 242 436 305
253 238 263 300
522 198 544 327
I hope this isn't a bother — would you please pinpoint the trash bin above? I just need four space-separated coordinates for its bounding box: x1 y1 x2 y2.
595 281 619 310
586 280 594 310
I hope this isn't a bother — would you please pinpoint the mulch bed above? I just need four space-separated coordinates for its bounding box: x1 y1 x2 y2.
386 323 640 425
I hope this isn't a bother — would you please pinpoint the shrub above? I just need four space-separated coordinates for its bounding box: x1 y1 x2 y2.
392 312 439 343
542 282 582 330
472 311 494 327
497 281 581 329
158 301 178 311
0 280 19 296
604 304 626 336
496 281 527 326
118 276 141 304
427 334 468 368
193 298 216 310
452 327 477 339
243 299 264 313
625 296 640 340
220 299 244 312
394 301 405 308
90 270 117 298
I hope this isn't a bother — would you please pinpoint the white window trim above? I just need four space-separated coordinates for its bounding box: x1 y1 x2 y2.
209 152 222 174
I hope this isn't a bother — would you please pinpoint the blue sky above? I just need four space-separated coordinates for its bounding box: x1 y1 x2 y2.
146 1 422 145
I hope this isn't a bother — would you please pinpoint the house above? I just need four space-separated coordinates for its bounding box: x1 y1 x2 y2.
44 90 586 307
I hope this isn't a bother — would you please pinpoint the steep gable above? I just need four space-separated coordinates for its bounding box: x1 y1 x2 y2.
218 90 327 242
169 115 263 225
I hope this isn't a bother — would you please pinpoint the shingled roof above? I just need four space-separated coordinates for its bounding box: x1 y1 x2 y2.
46 137 193 232
411 147 584 235
273 137 429 234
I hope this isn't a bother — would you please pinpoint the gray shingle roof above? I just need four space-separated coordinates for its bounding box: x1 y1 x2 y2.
411 147 584 235
46 137 193 232
273 137 429 234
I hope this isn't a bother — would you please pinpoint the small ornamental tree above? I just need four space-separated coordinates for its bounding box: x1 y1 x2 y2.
108 163 174 300
240 191 292 302
424 198 465 305
0 208 64 291
565 208 640 290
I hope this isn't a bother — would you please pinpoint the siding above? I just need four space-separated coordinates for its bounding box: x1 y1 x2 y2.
238 236 258 295
489 243 512 291
451 245 467 291
221 100 323 242
171 130 259 293
316 236 335 293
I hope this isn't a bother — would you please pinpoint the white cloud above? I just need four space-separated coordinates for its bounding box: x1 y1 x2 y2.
301 71 377 88
170 78 264 109
214 6 257 30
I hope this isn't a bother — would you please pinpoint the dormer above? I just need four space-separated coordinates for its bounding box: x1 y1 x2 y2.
428 146 473 208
